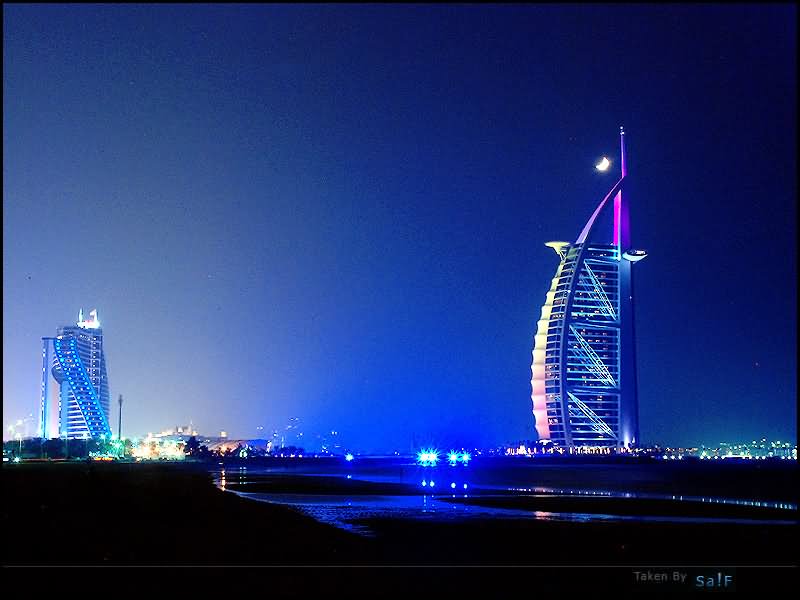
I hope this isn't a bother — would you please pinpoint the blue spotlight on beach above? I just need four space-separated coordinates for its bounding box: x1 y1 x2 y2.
345 453 354 462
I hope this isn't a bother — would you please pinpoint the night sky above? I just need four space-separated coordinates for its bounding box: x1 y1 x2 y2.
3 5 796 451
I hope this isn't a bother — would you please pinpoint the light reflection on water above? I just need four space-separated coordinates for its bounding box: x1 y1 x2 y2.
229 489 798 537
504 486 797 511
216 468 797 511
214 465 797 536
234 491 532 535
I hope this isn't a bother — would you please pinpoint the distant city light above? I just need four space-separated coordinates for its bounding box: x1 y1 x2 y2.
345 453 354 461
421 480 427 487
448 451 459 464
461 452 471 464
450 482 456 489
595 156 611 171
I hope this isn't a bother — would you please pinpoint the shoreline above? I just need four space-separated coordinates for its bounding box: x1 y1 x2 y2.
4 460 797 567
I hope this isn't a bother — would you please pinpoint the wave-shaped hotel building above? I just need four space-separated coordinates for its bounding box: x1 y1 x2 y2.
39 309 112 440
531 128 646 449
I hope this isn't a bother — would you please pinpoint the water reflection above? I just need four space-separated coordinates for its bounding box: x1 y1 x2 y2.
503 486 796 510
234 492 506 535
214 467 797 512
214 464 797 536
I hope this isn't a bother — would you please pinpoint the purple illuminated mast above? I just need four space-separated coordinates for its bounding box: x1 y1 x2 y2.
613 126 630 252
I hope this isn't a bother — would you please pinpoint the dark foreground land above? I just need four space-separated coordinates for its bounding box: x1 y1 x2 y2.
3 461 366 565
3 460 798 593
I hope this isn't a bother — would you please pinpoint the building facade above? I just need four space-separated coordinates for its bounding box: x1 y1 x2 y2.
530 128 645 449
40 309 112 439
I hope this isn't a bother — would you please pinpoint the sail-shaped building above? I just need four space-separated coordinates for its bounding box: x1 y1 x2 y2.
531 128 646 449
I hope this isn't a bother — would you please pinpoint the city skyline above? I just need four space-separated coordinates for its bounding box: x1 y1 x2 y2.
3 5 796 450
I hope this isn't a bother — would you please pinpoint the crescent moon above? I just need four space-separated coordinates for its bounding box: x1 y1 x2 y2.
595 157 611 171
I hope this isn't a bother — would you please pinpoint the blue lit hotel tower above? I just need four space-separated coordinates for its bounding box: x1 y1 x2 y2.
530 128 646 449
39 309 112 440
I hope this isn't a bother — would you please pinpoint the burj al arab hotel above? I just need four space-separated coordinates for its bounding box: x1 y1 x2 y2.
531 127 646 449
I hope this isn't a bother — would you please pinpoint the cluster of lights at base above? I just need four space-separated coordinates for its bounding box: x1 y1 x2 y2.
451 451 471 464
417 449 471 466
417 449 439 466
131 437 186 460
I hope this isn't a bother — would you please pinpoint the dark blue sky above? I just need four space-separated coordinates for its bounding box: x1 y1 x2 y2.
3 4 796 450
